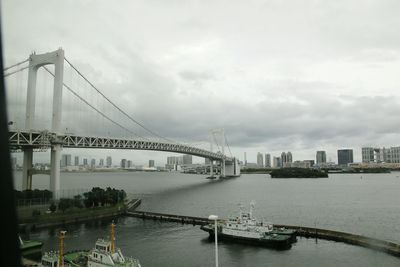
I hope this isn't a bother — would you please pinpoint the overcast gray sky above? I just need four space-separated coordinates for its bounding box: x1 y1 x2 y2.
4 0 400 164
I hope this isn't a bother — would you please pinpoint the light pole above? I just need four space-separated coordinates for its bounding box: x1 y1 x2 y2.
208 215 219 267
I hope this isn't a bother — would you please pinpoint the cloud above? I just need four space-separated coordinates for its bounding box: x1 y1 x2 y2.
4 0 400 164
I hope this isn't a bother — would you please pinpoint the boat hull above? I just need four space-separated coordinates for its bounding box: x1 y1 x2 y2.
201 225 292 250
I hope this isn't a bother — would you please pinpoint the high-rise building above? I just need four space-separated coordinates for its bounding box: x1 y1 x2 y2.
106 156 112 167
265 154 271 167
91 159 96 168
257 152 264 167
244 152 247 166
61 154 72 167
182 155 192 165
99 159 104 166
337 149 353 166
273 157 281 168
362 146 400 163
121 159 127 168
149 160 155 167
127 160 132 168
316 151 327 165
83 158 88 166
287 152 293 163
281 152 292 167
74 156 79 166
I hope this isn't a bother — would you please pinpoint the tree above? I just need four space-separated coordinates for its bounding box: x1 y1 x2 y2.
58 198 73 213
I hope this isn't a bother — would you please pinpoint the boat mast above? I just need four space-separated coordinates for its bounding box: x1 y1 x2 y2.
111 222 116 253
59 230 67 267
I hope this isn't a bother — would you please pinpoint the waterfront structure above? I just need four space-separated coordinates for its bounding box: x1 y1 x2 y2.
106 156 112 167
362 146 400 163
337 149 354 166
149 160 155 167
316 151 326 165
74 156 79 166
61 154 71 167
265 154 271 168
257 152 263 167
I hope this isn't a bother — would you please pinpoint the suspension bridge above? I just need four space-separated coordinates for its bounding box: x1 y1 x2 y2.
4 49 240 197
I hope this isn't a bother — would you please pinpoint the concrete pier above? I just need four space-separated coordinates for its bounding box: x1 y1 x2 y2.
125 210 400 257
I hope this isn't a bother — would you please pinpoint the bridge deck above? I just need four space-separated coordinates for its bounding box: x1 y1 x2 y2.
9 130 231 161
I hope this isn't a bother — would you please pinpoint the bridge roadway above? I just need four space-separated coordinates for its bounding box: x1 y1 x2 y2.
126 209 400 258
8 130 231 161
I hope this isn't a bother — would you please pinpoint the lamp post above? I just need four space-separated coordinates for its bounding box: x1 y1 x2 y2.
208 215 219 267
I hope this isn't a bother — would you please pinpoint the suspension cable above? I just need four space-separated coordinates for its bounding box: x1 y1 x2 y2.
43 66 148 140
64 57 175 143
4 65 30 78
224 133 233 157
3 58 29 72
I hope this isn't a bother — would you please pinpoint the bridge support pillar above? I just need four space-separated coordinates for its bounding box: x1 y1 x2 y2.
22 148 33 190
50 144 61 199
210 159 214 177
221 159 226 178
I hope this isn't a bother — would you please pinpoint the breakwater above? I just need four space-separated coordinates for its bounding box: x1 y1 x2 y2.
126 210 400 257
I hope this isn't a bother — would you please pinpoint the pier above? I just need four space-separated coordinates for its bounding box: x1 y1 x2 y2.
125 210 400 258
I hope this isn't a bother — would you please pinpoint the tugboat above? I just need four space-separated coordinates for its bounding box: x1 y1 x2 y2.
85 222 141 267
40 223 141 267
200 202 297 249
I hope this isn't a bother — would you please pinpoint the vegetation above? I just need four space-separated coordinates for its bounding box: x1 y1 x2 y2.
83 187 126 208
240 168 272 174
15 189 52 204
270 168 328 178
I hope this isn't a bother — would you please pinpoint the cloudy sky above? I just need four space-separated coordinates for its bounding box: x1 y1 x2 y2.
3 0 400 164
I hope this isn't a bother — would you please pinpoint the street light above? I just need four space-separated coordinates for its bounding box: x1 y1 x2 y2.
208 215 219 267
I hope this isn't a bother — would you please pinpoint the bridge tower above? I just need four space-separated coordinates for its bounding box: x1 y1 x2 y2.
22 49 64 197
210 128 226 177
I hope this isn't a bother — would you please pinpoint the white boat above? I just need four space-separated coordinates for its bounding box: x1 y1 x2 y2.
201 202 296 249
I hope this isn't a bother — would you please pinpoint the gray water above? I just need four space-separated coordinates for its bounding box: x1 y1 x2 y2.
16 171 400 266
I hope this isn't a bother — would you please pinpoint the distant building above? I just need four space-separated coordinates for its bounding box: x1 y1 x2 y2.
182 155 192 165
316 151 326 165
83 158 88 166
121 159 127 168
61 154 72 167
257 152 264 167
205 158 211 164
287 152 293 163
273 157 281 168
149 160 155 167
362 146 400 163
90 159 96 168
99 159 104 166
74 156 79 166
265 154 271 167
127 160 132 168
106 156 112 167
281 152 292 167
337 149 354 166
303 160 315 167
244 152 247 166
290 160 312 168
